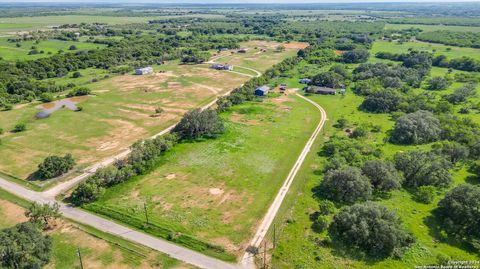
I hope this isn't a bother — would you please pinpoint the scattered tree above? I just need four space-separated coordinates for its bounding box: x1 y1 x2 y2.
318 167 372 204
361 160 403 192
415 186 436 204
13 123 26 133
394 150 452 188
435 184 480 249
342 49 370 63
173 109 225 140
36 154 75 180
426 76 451 91
0 222 52 269
25 203 61 229
329 202 413 258
390 110 441 145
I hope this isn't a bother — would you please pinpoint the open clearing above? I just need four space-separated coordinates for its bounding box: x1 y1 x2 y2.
210 40 308 72
85 92 320 259
385 23 480 33
372 40 480 61
0 190 194 269
0 41 300 186
0 37 106 61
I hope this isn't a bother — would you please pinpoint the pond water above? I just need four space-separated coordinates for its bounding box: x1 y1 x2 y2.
35 97 86 119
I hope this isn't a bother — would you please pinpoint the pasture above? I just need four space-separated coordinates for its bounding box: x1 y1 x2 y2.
385 23 480 33
0 41 299 187
0 15 224 35
0 37 106 61
211 40 308 72
85 92 320 259
271 92 479 269
371 40 480 61
0 190 192 269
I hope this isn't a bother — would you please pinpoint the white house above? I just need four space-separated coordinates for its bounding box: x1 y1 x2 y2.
135 67 153 75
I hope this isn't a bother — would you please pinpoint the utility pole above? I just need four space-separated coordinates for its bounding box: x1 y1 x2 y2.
143 201 149 225
77 248 84 269
273 223 276 249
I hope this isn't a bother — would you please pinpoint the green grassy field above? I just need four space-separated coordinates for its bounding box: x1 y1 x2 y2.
212 40 305 72
0 188 193 269
0 15 224 34
271 93 479 269
385 23 480 33
371 40 480 61
0 62 247 183
84 93 320 260
0 37 106 61
269 47 480 268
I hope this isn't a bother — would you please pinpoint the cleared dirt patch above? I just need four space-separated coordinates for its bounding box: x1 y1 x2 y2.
284 42 309 50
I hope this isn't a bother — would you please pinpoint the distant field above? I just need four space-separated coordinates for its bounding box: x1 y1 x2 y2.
85 93 320 258
0 190 192 269
0 14 224 34
385 23 480 33
212 40 307 72
0 40 298 186
0 37 106 61
371 40 480 61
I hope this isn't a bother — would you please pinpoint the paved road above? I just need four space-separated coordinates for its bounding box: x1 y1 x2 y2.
241 93 327 266
0 177 244 269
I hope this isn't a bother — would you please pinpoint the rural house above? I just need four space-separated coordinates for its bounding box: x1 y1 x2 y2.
135 66 153 75
211 63 234 71
305 86 337 95
279 84 287 91
255 85 270 96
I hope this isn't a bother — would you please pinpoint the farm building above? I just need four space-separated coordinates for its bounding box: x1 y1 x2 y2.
135 66 153 75
238 48 248 53
211 63 234 71
255 86 270 96
299 78 311 84
305 86 337 95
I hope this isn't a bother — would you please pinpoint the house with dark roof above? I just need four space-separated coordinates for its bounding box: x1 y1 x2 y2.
305 86 337 95
211 63 234 71
255 86 270 96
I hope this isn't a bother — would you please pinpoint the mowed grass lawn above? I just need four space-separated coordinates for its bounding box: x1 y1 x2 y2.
0 63 247 182
0 37 106 61
371 40 480 61
85 93 320 258
0 189 193 269
271 92 479 269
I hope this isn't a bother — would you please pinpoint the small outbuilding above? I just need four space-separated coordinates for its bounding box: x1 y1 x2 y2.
279 84 287 91
238 48 248 53
212 63 234 71
299 78 311 84
135 66 153 75
255 86 270 96
305 86 337 95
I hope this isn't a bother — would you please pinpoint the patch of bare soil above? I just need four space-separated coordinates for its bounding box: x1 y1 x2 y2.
209 188 224 195
284 42 309 50
87 119 147 152
0 200 28 224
